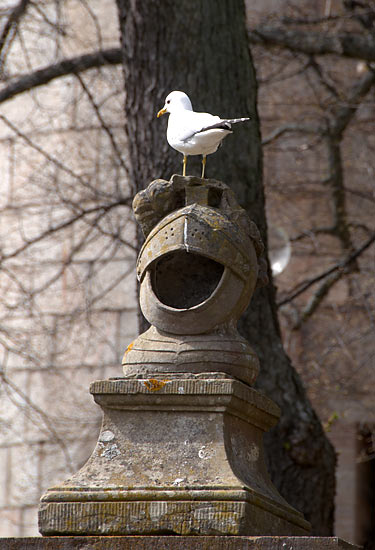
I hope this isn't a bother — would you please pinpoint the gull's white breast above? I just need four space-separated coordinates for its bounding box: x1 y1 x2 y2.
167 110 232 156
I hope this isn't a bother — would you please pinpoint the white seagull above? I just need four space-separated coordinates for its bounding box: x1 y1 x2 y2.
157 91 250 179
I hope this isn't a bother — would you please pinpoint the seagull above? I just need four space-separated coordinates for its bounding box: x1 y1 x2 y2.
157 91 250 178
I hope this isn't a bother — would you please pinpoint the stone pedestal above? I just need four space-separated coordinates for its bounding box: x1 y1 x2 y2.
38 176 313 537
0 536 362 549
39 374 310 536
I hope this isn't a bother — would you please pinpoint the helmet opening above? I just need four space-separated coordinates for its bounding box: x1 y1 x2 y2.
151 250 224 309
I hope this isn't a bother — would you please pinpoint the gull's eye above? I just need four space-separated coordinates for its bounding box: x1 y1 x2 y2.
166 100 171 104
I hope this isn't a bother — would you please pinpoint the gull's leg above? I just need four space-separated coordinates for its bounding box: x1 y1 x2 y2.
182 155 187 176
201 155 207 179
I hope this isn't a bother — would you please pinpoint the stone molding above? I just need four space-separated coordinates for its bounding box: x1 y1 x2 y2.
0 536 362 549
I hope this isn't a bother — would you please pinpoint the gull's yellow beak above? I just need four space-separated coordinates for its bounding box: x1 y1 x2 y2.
157 107 167 118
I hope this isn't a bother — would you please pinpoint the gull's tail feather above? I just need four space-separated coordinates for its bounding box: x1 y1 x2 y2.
225 117 250 124
198 117 250 134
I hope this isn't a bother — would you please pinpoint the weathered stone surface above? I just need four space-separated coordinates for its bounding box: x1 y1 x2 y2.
0 536 362 549
124 176 266 386
38 375 310 536
123 326 259 386
38 177 311 538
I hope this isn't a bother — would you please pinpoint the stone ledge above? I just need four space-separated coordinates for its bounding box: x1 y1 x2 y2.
0 536 361 550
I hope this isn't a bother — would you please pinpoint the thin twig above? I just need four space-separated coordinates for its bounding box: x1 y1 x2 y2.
293 270 343 329
262 122 323 145
0 371 74 472
0 0 29 57
290 226 336 242
74 72 129 178
0 47 122 104
0 202 130 263
248 26 375 62
278 232 375 307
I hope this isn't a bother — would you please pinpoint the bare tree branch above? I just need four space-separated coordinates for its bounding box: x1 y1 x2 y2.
291 227 337 242
342 1 375 32
264 67 375 285
278 231 375 307
323 69 375 259
330 68 375 136
0 371 74 472
0 0 30 58
262 122 323 145
0 114 119 199
307 57 341 100
0 47 122 104
345 186 375 204
293 270 343 329
280 13 355 25
325 135 356 255
248 26 375 62
74 72 129 179
0 201 130 264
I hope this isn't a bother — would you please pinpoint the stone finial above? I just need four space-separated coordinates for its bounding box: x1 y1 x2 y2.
124 175 268 385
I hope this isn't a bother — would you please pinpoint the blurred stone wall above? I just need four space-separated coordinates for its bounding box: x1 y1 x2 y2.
0 0 137 535
0 0 374 544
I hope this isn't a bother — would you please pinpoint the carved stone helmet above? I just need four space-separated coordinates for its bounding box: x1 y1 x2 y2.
137 198 258 335
124 176 267 385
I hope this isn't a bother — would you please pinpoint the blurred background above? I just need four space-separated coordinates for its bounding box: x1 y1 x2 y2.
0 0 373 546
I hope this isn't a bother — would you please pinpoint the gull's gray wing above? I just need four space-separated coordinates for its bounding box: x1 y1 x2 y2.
183 117 250 141
168 111 250 143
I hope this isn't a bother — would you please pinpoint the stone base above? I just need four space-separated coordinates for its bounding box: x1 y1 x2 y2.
0 537 362 549
39 374 310 536
39 493 307 536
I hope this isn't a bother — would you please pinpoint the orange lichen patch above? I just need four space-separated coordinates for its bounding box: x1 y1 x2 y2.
124 341 134 355
143 378 168 392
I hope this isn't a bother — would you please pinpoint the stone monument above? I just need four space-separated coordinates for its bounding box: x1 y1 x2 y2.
38 175 311 536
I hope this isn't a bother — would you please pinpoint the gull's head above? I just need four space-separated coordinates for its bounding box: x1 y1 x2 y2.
157 91 193 117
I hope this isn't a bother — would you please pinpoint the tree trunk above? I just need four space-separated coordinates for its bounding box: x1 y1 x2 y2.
116 0 335 535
